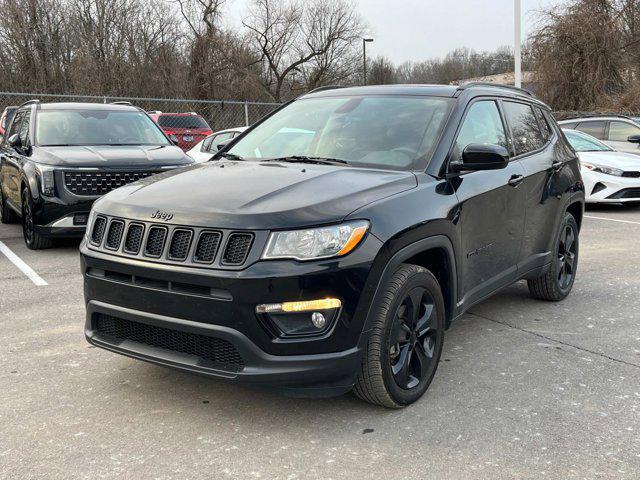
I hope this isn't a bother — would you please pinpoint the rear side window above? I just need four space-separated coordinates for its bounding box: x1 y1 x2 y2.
19 110 31 146
451 100 508 163
560 121 578 129
575 121 605 139
502 101 544 156
534 107 551 141
608 121 640 142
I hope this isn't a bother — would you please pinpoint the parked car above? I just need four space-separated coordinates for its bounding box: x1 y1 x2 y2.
558 115 640 154
0 105 17 139
0 101 194 249
81 83 584 408
563 128 640 205
148 111 213 151
187 126 248 162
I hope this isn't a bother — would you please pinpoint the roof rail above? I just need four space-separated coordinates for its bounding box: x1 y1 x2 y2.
457 82 533 97
18 99 41 108
557 112 634 121
306 85 345 94
110 101 132 106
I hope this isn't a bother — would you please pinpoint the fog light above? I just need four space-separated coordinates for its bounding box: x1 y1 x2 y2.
311 312 326 329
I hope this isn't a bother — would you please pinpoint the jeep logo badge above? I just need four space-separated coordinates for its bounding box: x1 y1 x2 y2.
151 210 174 221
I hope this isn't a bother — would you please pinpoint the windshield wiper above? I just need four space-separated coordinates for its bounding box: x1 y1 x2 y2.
261 155 349 166
217 152 244 161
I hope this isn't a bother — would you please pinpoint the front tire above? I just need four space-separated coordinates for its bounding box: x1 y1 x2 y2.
527 212 579 301
353 264 445 408
21 188 53 250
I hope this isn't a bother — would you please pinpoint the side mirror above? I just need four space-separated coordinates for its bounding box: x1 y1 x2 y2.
169 134 179 145
7 133 21 149
451 143 509 173
627 135 640 144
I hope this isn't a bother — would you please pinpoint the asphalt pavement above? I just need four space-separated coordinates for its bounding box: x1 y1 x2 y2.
1 205 639 479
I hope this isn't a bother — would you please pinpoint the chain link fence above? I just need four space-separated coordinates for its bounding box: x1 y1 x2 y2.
0 91 280 133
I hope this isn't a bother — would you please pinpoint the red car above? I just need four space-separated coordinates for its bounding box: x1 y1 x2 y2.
0 106 17 138
148 111 213 151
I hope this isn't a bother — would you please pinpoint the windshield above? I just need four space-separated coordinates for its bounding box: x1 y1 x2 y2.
158 115 210 129
35 110 170 146
228 95 453 170
563 129 612 152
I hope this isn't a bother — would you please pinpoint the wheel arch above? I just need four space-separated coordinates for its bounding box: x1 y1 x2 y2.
360 234 458 336
566 200 584 231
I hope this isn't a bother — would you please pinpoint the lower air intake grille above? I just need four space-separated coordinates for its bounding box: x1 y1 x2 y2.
105 220 125 250
194 231 222 264
95 314 244 371
145 226 167 257
124 224 144 254
168 229 193 261
91 216 107 245
608 188 640 199
222 233 254 265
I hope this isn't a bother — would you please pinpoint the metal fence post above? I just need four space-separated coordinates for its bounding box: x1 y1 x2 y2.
244 101 249 126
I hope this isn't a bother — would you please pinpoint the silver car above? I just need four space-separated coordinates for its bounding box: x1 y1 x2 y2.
558 115 640 155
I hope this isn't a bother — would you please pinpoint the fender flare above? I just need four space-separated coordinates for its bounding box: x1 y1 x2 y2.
359 234 457 340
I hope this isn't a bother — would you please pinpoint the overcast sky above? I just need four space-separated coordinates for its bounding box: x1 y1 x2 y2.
225 0 564 63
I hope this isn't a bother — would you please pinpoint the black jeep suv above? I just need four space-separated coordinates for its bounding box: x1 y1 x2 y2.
81 84 584 408
0 101 193 249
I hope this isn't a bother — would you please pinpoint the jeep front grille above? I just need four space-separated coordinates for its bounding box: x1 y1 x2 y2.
222 233 254 265
194 231 222 264
94 314 244 372
64 170 159 196
145 226 167 258
105 220 125 250
87 215 261 269
168 229 193 261
124 223 144 254
91 216 107 245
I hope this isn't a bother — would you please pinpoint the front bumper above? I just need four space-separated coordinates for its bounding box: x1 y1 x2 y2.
81 234 383 396
583 169 640 203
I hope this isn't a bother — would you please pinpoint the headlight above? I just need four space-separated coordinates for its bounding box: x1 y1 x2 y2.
262 220 369 261
35 164 56 196
582 162 624 177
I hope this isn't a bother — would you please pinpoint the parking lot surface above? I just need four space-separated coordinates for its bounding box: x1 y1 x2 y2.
1 206 640 479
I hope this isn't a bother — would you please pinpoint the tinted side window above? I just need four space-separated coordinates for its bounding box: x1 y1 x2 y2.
19 110 31 146
608 121 640 142
201 136 214 152
575 121 605 139
534 107 551 141
560 121 578 129
452 100 507 163
6 110 24 140
503 101 544 155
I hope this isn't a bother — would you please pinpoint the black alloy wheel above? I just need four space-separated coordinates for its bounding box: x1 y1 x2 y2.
389 287 439 390
557 223 577 290
21 188 52 250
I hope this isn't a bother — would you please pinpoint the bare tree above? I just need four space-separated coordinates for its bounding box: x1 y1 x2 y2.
243 0 364 101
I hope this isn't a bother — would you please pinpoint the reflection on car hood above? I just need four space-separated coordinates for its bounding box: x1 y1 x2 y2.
32 145 194 167
95 161 418 229
579 151 640 170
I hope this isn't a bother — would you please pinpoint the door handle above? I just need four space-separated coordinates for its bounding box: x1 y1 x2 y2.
551 160 563 171
508 174 524 187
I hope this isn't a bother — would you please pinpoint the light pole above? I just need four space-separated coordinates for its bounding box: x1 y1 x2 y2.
363 37 374 85
514 0 522 88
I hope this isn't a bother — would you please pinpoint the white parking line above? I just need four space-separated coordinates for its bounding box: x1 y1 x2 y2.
585 215 640 226
0 241 48 286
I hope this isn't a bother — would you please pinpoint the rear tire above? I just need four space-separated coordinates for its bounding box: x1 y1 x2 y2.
21 188 53 250
527 212 578 301
353 264 445 408
0 188 18 224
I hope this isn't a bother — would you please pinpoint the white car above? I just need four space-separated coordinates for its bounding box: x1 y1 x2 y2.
186 126 248 163
558 116 640 155
563 128 640 204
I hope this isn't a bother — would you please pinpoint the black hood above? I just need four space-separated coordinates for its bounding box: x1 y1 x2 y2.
32 145 193 167
94 161 417 229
